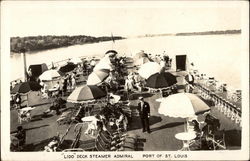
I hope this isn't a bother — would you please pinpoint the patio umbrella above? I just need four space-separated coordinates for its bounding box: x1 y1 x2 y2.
138 62 162 79
67 85 106 103
134 57 151 66
59 63 77 73
93 56 113 71
39 69 61 81
158 93 210 117
11 81 42 94
69 57 82 64
158 93 210 131
146 72 177 89
133 51 147 60
105 50 118 57
87 69 110 85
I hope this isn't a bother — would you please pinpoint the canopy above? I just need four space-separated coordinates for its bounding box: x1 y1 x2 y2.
39 70 61 81
11 81 42 94
28 63 48 78
138 62 162 79
87 69 110 85
146 72 177 89
158 93 210 118
67 85 107 103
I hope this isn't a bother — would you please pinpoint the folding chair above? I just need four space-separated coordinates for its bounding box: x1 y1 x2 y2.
206 130 226 150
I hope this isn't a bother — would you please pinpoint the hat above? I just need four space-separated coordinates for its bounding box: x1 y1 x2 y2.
139 96 143 100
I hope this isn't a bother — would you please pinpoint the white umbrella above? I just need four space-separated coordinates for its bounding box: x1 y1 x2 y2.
69 57 82 64
134 57 151 66
138 62 162 79
93 62 112 71
159 93 210 118
159 93 210 131
39 70 61 81
93 56 113 71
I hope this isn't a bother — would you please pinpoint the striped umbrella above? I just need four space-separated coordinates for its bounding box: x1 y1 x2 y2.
67 85 106 103
87 69 110 85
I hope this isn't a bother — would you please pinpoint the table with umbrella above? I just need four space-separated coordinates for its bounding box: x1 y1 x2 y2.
67 85 107 136
39 69 63 96
158 93 211 150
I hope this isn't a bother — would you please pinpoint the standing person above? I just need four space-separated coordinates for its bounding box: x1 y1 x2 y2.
71 74 76 90
124 75 135 100
15 126 26 151
137 97 151 133
185 72 195 93
62 76 68 96
15 93 21 109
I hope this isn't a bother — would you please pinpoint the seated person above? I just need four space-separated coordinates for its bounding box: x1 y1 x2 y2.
44 96 64 115
44 136 59 152
202 114 220 136
85 115 101 136
18 110 31 123
191 120 201 134
15 126 26 150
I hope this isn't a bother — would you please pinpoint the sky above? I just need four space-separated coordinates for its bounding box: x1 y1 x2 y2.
3 1 243 37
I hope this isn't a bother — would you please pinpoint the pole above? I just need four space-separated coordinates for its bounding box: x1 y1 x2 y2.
21 48 27 82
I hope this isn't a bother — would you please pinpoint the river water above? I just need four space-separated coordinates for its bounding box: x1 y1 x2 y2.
10 35 241 89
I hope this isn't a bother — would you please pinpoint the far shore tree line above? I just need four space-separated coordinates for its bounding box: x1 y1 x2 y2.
10 35 124 53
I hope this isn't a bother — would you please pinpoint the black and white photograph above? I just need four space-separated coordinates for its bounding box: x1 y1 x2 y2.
1 1 249 160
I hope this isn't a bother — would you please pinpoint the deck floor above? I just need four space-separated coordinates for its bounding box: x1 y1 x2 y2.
10 90 241 151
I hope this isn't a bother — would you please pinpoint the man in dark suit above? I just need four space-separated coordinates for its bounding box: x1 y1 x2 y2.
137 96 151 133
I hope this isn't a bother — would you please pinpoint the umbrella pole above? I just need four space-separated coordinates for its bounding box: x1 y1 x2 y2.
185 118 188 132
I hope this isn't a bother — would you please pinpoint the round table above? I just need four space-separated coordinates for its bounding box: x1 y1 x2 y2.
175 132 197 151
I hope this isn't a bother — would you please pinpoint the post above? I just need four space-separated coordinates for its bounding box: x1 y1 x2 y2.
20 48 27 82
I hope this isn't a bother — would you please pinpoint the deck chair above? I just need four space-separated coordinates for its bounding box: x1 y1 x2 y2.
187 120 204 150
63 148 85 152
206 130 226 150
95 136 109 151
78 139 96 151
